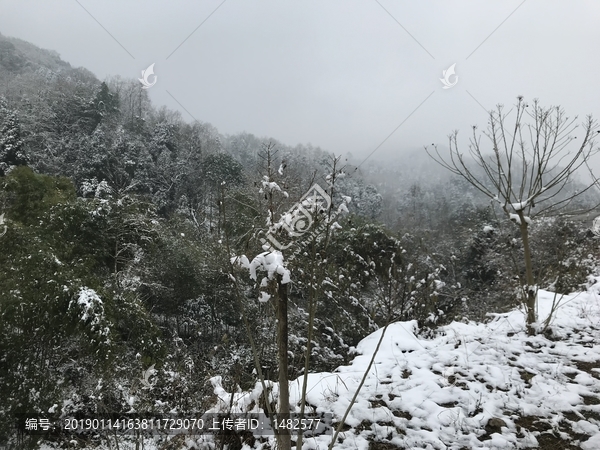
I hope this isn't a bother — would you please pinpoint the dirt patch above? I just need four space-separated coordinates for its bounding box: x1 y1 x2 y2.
392 410 412 420
575 360 600 379
579 409 600 422
534 431 580 450
438 401 458 408
561 411 581 422
581 395 600 405
519 369 536 386
514 415 552 433
370 399 388 408
558 418 591 442
369 441 403 450
513 414 589 450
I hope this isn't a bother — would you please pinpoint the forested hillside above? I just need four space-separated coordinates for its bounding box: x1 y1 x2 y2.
1 32 599 449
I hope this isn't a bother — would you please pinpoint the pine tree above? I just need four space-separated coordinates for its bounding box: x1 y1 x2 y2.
0 99 27 176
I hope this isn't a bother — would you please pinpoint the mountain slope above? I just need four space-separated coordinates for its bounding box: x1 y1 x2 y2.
206 283 600 450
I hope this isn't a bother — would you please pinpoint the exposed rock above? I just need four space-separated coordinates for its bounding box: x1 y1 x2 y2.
486 417 507 432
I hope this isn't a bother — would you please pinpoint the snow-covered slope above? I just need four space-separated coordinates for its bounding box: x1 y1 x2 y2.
208 282 600 450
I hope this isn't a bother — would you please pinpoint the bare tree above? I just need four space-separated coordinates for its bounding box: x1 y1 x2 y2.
427 97 599 333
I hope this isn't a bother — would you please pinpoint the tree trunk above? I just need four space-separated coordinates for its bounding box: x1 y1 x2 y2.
276 274 291 450
297 250 318 450
518 212 536 334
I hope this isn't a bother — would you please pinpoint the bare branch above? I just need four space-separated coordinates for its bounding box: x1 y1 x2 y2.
426 97 599 331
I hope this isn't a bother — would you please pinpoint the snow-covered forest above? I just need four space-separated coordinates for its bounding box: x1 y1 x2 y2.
1 32 600 450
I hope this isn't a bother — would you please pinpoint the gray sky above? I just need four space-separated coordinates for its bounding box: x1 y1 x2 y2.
1 0 599 164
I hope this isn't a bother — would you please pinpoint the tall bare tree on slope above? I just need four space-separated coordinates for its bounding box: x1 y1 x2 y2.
427 97 599 334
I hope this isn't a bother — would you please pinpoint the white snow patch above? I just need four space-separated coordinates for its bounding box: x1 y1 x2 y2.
234 251 291 285
581 433 600 450
258 291 271 303
511 199 530 211
70 287 102 323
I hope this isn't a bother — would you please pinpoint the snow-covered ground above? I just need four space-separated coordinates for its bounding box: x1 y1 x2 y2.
39 280 600 450
207 281 600 450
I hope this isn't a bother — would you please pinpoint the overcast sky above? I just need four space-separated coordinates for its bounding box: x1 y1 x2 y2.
1 0 599 164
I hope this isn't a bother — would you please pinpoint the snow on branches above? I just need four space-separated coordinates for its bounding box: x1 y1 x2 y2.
232 251 291 302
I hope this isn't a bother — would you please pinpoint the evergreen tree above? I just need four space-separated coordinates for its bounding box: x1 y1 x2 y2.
0 99 27 176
